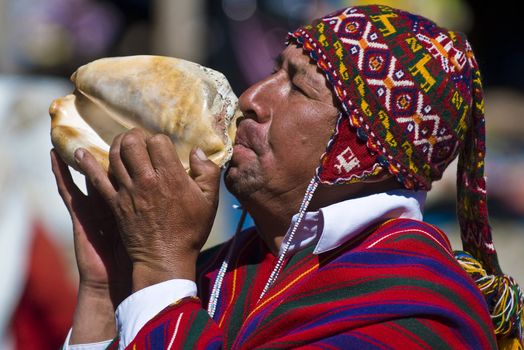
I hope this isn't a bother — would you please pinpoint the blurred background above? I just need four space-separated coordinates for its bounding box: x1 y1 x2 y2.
0 0 522 348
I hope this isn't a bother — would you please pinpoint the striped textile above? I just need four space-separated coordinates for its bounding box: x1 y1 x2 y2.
123 219 496 349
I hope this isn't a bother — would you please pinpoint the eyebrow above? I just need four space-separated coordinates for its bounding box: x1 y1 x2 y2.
273 53 320 86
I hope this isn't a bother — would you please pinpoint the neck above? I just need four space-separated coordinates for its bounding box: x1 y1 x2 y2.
237 183 309 255
237 176 403 255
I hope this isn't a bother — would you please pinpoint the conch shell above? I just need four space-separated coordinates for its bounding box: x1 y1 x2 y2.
49 55 240 172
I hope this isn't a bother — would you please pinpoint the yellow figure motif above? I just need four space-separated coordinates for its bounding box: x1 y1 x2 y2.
370 13 398 37
402 140 413 158
361 100 373 117
334 41 344 60
452 91 464 110
376 111 397 147
319 34 329 47
405 37 423 53
473 70 483 87
423 163 431 177
378 110 390 128
401 141 418 172
410 161 419 173
476 98 485 114
455 104 469 137
385 131 397 147
339 62 349 81
409 53 436 93
354 76 366 97
448 31 457 42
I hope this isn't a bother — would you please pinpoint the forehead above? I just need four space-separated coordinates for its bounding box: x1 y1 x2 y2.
279 45 316 71
279 45 331 88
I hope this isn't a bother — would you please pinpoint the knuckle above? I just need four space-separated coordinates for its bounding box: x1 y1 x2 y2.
89 176 104 193
121 133 143 150
149 133 170 144
112 198 126 215
138 169 157 185
130 127 145 136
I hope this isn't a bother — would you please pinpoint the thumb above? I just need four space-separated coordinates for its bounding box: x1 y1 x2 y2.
189 147 221 202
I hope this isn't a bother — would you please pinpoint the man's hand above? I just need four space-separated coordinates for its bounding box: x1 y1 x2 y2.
51 150 132 343
74 128 221 292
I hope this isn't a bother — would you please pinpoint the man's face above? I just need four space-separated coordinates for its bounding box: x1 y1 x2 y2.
225 45 339 202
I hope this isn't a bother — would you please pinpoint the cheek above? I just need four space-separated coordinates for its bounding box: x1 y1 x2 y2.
269 126 331 177
272 110 334 155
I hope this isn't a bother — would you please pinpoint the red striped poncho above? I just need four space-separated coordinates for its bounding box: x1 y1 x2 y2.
115 218 496 349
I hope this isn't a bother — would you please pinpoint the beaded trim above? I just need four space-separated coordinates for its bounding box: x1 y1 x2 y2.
207 209 247 318
258 178 318 300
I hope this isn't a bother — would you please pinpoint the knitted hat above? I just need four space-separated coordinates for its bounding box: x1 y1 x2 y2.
286 5 522 346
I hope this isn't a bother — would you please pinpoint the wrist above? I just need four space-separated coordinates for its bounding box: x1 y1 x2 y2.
78 279 110 295
79 279 131 307
70 284 117 344
132 259 196 293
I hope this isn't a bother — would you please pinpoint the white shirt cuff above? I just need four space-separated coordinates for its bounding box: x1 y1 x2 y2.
115 279 197 349
62 328 113 350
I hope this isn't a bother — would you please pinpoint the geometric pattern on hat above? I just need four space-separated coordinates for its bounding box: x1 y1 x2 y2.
290 6 470 191
288 5 524 345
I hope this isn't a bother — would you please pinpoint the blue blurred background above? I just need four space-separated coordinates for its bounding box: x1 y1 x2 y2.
0 0 522 348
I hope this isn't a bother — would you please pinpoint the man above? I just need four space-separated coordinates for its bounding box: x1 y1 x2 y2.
54 5 522 349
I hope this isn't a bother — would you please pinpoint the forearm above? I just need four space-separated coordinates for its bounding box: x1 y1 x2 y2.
69 285 116 344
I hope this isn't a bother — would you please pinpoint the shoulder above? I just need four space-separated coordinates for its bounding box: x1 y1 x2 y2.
361 218 454 258
314 218 496 346
338 218 467 289
321 218 493 317
321 218 456 273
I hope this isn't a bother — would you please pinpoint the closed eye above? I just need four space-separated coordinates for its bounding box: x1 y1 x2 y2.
291 82 306 95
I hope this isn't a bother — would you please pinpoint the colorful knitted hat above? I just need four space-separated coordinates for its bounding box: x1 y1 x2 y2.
285 5 523 347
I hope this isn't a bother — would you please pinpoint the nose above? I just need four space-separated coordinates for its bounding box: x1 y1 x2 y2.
238 75 276 124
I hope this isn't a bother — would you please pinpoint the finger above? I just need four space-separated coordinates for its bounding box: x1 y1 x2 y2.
189 147 221 203
75 148 117 203
146 134 186 175
50 149 85 209
109 133 132 188
119 128 155 180
85 180 112 213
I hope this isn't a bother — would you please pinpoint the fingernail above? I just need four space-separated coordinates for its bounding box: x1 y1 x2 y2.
74 149 85 163
195 148 207 161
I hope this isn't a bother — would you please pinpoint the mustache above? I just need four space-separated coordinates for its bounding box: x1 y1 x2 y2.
234 118 267 155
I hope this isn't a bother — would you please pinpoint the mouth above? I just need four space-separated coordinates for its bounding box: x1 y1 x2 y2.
230 117 259 162
233 116 252 147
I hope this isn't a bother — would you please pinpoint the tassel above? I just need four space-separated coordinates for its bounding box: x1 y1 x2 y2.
455 251 524 349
